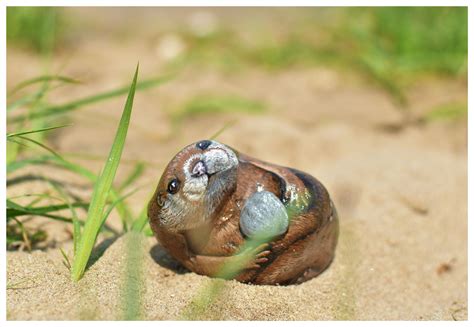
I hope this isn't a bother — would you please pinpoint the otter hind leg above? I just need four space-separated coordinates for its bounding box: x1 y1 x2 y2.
288 214 339 285
292 202 340 284
292 253 336 284
253 203 339 285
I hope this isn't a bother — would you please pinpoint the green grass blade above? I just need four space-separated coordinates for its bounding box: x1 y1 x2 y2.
7 79 51 111
10 74 172 124
7 124 71 138
6 199 88 214
142 224 154 237
73 215 81 255
6 200 118 235
49 181 82 255
7 140 22 165
8 74 81 96
6 199 88 220
7 209 73 223
130 204 149 233
6 276 39 290
7 137 30 149
208 120 236 140
7 92 44 112
7 155 89 175
9 217 32 251
62 151 157 167
60 247 72 270
9 135 64 160
25 195 47 208
71 64 139 281
100 187 141 231
7 154 133 231
122 231 145 320
118 162 145 192
8 193 65 201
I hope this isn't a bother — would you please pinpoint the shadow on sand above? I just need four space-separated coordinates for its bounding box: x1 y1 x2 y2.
149 243 189 275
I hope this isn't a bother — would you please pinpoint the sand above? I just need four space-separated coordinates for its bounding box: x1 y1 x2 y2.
6 8 467 320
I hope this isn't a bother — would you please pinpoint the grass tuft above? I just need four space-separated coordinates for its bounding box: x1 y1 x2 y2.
9 74 174 124
7 7 61 54
71 64 139 281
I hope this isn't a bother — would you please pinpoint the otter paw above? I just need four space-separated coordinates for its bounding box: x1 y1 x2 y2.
239 243 271 269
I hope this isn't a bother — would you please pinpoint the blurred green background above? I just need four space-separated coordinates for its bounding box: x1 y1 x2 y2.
7 6 467 105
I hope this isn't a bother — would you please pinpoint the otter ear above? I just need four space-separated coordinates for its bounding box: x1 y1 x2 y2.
156 191 167 207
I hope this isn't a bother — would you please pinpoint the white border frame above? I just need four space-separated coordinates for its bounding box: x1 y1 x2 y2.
2 1 471 325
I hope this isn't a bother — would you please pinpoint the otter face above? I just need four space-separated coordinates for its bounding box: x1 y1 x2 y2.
149 140 238 231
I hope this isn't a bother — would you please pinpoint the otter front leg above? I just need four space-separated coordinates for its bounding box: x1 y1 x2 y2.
186 243 271 278
156 227 270 278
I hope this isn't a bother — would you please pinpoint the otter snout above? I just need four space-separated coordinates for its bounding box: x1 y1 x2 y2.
192 160 207 177
203 148 237 175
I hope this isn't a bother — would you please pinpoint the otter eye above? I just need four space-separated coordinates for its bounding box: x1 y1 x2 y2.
167 179 180 194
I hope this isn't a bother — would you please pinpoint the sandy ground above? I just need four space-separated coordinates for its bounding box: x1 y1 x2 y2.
6 8 467 320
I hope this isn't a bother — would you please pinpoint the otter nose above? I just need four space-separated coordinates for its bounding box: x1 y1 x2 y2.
196 140 212 150
192 160 207 177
